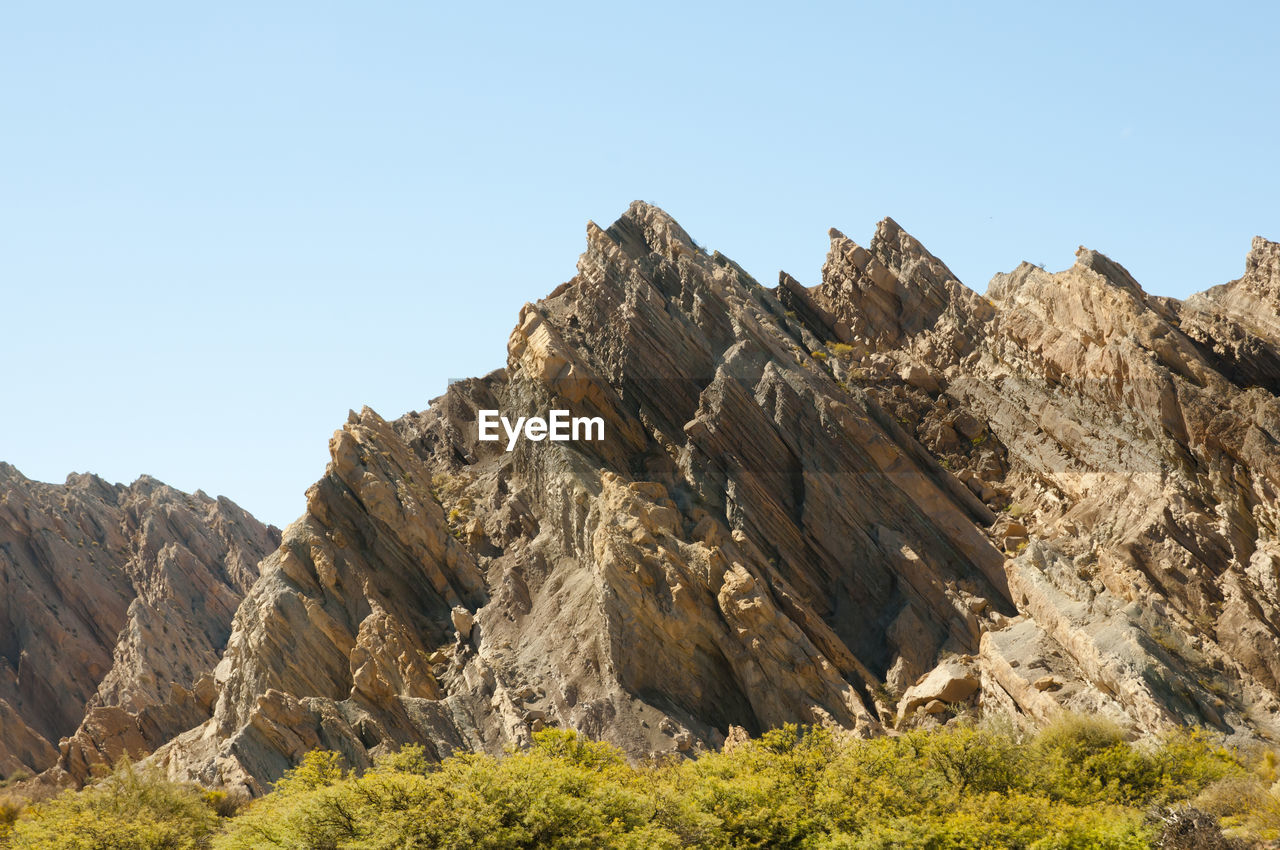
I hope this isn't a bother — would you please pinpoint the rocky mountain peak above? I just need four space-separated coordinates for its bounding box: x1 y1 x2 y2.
599 199 701 263
1176 234 1280 391
9 204 1280 797
1072 245 1147 295
1247 235 1280 283
131 205 1280 794
809 218 963 352
0 468 280 786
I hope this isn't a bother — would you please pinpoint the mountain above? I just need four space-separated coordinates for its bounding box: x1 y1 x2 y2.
0 465 279 783
8 203 1280 796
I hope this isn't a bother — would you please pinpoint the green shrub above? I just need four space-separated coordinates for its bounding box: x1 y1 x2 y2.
217 733 708 850
0 793 25 845
18 721 1266 849
8 759 221 850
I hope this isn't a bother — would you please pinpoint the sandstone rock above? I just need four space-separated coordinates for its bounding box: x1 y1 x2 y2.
899 363 941 393
168 212 1280 784
0 699 58 780
19 204 1279 791
451 607 475 640
898 660 981 719
722 725 751 752
951 412 984 441
0 464 278 784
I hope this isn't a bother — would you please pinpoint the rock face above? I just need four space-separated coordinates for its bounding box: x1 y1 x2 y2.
18 202 1280 794
0 464 279 783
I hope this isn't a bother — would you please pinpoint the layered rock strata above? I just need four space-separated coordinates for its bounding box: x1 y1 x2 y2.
135 204 1280 793
0 465 278 783
14 203 1280 794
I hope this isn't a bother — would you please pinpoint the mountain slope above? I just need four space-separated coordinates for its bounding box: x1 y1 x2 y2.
0 465 279 783
111 203 1276 795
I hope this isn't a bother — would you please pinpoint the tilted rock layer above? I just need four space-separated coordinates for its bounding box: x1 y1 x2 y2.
0 465 279 784
17 204 1280 794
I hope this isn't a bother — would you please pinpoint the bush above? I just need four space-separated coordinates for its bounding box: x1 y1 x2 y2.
14 721 1268 848
217 734 709 850
1195 760 1280 840
8 759 222 850
0 793 25 845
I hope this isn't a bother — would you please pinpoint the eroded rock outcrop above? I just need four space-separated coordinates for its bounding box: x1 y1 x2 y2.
0 465 278 784
121 203 1279 792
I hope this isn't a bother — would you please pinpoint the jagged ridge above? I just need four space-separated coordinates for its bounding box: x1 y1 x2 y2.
9 203 1280 795
0 465 278 784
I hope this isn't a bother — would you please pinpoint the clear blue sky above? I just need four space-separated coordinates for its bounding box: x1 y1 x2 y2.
3 1 1276 527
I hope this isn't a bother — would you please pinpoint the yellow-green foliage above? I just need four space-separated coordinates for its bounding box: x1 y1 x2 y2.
6 759 221 849
8 721 1264 849
216 733 708 850
0 794 24 846
674 723 1154 849
1193 745 1280 841
214 721 1249 849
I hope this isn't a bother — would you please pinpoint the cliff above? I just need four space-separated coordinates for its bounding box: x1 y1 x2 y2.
11 203 1280 795
0 465 279 784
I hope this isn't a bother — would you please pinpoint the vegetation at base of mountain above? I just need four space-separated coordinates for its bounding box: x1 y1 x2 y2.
4 717 1279 849
1 759 226 849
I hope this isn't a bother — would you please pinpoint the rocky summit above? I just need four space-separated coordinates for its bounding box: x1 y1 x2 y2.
6 203 1280 796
